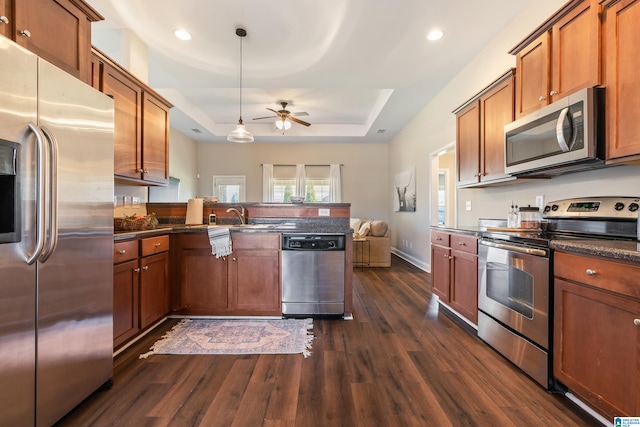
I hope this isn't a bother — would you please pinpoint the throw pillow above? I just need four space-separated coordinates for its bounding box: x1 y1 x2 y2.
370 220 388 237
356 221 371 238
350 218 362 232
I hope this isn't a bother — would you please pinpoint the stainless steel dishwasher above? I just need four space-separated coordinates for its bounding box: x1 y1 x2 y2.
281 234 345 316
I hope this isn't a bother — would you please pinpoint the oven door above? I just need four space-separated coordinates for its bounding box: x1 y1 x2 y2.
478 240 550 349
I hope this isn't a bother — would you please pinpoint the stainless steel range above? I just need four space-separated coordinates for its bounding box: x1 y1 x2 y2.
477 197 639 389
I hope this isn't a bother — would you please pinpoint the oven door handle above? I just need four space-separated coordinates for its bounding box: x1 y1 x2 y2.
480 240 548 257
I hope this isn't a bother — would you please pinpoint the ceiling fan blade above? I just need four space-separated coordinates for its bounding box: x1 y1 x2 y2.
266 108 279 114
289 116 311 127
292 112 309 117
253 115 277 120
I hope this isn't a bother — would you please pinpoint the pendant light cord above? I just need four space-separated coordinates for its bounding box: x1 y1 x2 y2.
238 28 246 122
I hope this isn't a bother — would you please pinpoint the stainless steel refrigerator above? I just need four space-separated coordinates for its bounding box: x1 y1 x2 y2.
0 37 114 426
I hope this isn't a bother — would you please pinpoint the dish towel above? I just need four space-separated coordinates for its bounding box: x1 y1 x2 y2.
207 226 232 258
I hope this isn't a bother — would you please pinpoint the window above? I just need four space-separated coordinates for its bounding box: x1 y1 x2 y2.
262 164 341 203
212 176 245 202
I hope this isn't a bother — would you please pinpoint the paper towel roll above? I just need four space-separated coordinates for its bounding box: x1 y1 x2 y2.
185 198 204 225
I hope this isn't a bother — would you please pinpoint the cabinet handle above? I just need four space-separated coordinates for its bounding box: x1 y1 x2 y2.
539 95 546 102
134 268 140 273
634 319 640 327
155 242 161 247
138 168 144 173
144 169 149 174
118 249 126 255
0 16 9 25
550 90 558 96
436 237 442 241
19 29 31 38
585 269 597 276
142 265 149 271
458 242 466 246
443 254 449 258
232 257 237 261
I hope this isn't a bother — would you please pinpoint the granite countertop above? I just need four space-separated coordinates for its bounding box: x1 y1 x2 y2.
550 239 640 263
114 223 353 241
430 225 480 236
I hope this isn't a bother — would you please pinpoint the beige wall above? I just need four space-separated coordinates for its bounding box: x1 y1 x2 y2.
196 142 389 220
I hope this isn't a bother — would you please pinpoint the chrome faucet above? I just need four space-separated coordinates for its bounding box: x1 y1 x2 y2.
226 207 246 225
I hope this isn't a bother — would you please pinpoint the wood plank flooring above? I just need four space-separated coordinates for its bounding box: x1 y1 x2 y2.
56 255 601 426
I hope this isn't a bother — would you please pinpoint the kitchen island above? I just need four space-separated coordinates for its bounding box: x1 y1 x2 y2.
113 202 353 350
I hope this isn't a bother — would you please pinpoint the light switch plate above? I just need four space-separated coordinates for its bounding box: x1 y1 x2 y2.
465 201 472 211
318 208 330 216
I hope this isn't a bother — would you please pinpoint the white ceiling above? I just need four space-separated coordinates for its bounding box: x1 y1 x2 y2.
86 0 533 144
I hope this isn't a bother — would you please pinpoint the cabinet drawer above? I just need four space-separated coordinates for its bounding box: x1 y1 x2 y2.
141 235 170 256
114 240 138 264
431 230 450 247
232 233 281 250
554 251 640 300
451 234 477 255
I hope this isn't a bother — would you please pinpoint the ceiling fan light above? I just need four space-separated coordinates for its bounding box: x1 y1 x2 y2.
227 118 254 143
276 119 291 130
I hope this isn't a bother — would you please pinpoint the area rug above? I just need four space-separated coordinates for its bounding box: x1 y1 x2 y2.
140 318 314 359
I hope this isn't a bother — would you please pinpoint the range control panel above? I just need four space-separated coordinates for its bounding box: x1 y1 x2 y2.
543 197 640 219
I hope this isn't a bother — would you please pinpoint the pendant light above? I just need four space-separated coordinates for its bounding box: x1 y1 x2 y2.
227 28 254 143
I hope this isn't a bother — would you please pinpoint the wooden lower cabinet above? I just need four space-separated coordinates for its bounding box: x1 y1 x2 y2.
113 236 170 349
430 229 478 324
175 232 281 316
554 251 640 419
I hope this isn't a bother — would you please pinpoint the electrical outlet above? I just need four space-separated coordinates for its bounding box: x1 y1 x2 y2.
132 197 141 205
318 208 330 216
465 201 472 211
409 241 413 248
535 195 544 209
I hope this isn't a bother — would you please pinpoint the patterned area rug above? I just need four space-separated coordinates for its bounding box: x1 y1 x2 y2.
140 318 314 359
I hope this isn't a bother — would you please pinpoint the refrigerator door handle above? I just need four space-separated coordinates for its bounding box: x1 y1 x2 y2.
24 123 47 265
39 126 58 263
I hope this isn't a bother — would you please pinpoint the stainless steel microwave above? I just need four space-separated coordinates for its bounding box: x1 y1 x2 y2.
504 87 605 177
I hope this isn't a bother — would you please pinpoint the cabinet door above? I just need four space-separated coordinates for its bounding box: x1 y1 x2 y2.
139 252 169 329
456 100 480 186
229 248 281 315
180 248 228 311
430 244 451 302
141 91 170 185
515 32 550 118
13 0 93 83
0 0 12 39
550 0 601 102
450 250 478 324
113 259 140 348
102 61 143 181
554 278 639 419
605 0 640 161
480 73 514 182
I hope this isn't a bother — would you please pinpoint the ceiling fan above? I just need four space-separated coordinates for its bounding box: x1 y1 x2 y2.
253 101 311 132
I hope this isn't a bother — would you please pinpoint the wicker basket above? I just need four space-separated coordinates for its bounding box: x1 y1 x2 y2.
114 213 158 232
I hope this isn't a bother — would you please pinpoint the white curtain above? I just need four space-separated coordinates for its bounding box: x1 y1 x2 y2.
295 164 306 198
262 164 274 202
329 164 342 202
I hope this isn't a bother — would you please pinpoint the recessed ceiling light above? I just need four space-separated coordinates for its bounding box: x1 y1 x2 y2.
427 29 444 41
174 29 192 41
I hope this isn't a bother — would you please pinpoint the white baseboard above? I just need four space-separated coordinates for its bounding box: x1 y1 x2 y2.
391 247 429 272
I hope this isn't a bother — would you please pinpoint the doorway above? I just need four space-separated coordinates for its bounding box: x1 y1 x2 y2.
430 143 456 227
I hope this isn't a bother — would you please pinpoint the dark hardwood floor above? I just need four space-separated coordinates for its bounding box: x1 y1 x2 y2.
56 255 601 427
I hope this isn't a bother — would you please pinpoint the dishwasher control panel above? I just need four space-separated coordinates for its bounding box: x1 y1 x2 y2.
282 234 345 250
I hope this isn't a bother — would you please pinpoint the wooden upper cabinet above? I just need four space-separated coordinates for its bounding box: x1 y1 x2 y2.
603 0 640 163
455 100 480 186
12 0 103 85
102 59 143 181
142 91 170 185
480 72 515 183
454 69 515 188
0 0 13 39
514 32 550 117
511 0 601 118
93 48 172 184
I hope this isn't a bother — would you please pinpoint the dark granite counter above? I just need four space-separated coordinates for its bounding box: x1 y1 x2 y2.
430 225 479 236
550 239 640 263
114 223 353 241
